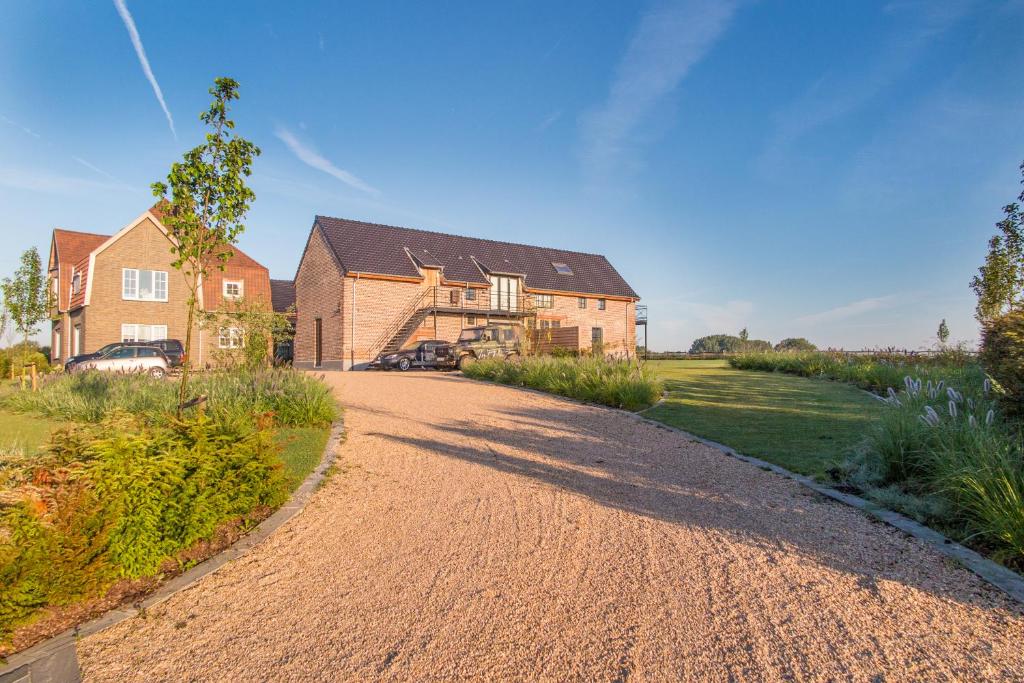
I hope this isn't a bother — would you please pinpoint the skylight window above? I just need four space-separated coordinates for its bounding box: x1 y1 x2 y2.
552 262 573 275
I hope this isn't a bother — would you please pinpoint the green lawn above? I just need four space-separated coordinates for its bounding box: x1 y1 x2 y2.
0 409 62 455
275 426 331 489
643 360 884 479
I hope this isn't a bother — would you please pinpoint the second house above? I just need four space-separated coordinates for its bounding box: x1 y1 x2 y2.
47 205 273 367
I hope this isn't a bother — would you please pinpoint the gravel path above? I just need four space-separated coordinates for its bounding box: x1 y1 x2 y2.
79 372 1024 681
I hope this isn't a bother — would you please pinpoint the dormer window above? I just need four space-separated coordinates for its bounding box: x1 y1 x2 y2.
223 280 243 299
552 262 573 275
71 271 81 295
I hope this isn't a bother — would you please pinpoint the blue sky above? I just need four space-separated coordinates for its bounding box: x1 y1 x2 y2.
2 1 1022 350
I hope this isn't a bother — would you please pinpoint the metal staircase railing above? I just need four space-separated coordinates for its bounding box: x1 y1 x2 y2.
367 287 437 361
366 286 539 361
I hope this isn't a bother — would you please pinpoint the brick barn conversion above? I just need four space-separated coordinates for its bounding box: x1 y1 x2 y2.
292 216 642 370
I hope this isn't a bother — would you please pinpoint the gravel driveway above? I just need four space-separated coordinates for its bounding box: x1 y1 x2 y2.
79 372 1024 681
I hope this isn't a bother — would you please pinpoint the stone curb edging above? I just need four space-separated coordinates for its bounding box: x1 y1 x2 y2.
453 372 1024 606
0 417 346 683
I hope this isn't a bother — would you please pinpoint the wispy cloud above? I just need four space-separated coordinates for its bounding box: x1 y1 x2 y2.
758 0 973 175
795 296 898 325
113 0 175 139
580 0 740 181
274 126 379 195
538 109 563 131
72 156 128 186
657 299 753 337
0 115 40 139
0 167 130 196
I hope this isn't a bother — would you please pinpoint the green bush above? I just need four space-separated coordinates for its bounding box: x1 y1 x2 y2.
0 411 288 640
774 337 817 352
463 355 662 411
980 310 1024 415
3 368 337 428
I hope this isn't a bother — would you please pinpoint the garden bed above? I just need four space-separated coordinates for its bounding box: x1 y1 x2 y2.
0 369 337 655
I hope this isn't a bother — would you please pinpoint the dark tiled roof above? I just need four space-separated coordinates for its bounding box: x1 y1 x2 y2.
270 279 296 313
314 216 639 299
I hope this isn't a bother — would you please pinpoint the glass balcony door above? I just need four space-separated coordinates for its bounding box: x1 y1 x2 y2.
489 276 519 311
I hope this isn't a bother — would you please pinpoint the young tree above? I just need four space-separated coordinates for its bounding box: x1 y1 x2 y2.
971 160 1024 322
738 327 749 342
937 319 950 346
151 77 260 413
0 247 49 368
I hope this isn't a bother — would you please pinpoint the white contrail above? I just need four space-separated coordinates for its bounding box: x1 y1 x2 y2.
275 126 380 195
113 0 176 139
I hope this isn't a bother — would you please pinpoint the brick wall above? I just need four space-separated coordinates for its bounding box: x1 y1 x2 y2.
293 227 345 370
342 276 422 368
82 217 204 359
531 293 636 356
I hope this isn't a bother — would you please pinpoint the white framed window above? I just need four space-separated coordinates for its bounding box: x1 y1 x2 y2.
122 269 168 302
223 279 243 299
53 330 61 359
72 324 81 355
218 327 243 349
71 271 81 295
577 297 587 309
121 324 168 342
535 294 553 308
597 298 606 310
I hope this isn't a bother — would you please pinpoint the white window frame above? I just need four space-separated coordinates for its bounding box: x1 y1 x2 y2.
122 268 168 302
53 329 61 359
121 323 169 343
223 279 243 299
72 324 81 356
597 298 606 310
71 271 81 296
218 326 244 349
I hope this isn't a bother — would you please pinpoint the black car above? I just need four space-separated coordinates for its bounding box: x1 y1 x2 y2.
371 340 453 371
64 342 123 372
124 339 185 367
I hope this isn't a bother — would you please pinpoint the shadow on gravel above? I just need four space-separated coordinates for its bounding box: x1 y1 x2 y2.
365 387 1021 614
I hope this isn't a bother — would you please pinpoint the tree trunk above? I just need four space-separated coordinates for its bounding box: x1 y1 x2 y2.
177 277 198 418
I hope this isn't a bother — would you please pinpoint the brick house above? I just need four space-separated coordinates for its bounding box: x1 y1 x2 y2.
293 216 640 370
48 207 272 366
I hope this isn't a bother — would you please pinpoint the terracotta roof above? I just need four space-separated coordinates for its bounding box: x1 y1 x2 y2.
53 229 107 270
314 216 640 299
270 279 295 313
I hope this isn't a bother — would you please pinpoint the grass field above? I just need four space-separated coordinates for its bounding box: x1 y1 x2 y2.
0 409 62 455
643 360 884 479
275 426 331 488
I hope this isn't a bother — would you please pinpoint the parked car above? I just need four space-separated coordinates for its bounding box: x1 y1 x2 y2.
123 339 185 367
72 345 171 378
371 340 454 371
453 323 524 370
64 342 123 373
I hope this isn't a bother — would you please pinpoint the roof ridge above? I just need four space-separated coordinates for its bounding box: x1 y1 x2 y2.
53 228 111 239
315 215 611 259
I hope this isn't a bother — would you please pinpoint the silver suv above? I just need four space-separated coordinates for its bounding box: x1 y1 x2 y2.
73 345 170 378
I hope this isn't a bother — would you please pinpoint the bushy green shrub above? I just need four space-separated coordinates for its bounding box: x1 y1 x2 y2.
3 368 337 428
774 337 817 352
0 411 287 640
980 310 1024 415
463 356 662 411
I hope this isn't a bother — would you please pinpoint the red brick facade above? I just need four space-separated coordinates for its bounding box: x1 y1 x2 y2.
293 223 639 370
48 210 272 367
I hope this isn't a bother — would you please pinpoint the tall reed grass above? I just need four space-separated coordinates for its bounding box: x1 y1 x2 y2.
462 356 662 411
730 349 982 392
2 369 337 428
851 375 1024 566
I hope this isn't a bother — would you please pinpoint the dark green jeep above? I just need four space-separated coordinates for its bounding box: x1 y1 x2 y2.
453 323 525 370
